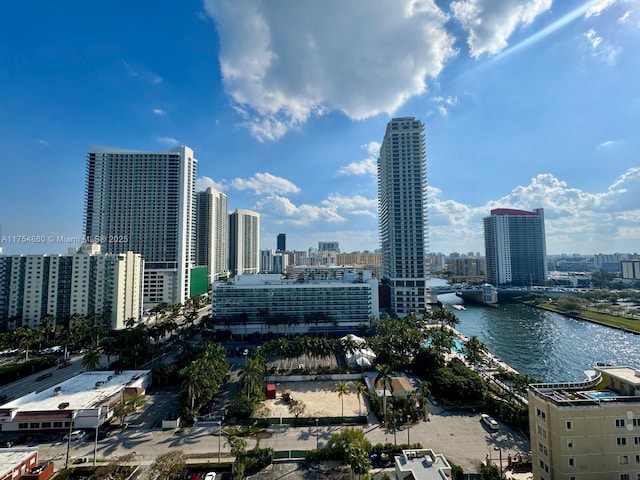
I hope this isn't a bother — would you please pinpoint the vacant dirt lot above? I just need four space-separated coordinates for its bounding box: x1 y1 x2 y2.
259 380 368 418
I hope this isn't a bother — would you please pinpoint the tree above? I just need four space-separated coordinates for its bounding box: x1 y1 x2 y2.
462 336 487 367
353 381 368 417
416 380 431 420
226 435 247 457
346 444 371 479
148 451 186 480
288 399 306 422
375 364 393 426
81 348 102 371
13 327 34 362
335 381 351 418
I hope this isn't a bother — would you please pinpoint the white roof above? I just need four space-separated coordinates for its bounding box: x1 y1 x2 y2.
0 448 38 478
2 370 149 412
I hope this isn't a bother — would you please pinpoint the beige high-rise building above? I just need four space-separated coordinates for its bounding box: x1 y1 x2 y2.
528 365 640 480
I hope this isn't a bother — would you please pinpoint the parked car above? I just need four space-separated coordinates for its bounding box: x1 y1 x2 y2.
204 472 217 480
63 430 86 441
57 361 72 369
481 413 499 430
36 372 53 381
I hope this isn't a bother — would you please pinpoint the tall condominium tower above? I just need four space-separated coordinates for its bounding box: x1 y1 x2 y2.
377 117 429 315
84 145 197 307
229 209 260 276
483 208 547 287
196 187 229 283
276 233 286 253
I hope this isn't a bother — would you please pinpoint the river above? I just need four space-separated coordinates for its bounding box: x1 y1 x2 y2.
432 282 640 382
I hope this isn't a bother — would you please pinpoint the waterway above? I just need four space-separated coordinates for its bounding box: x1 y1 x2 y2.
431 281 640 382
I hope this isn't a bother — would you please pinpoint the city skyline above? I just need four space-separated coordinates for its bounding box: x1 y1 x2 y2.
1 1 639 256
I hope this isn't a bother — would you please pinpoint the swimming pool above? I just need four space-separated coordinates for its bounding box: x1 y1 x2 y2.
423 338 464 353
585 390 619 400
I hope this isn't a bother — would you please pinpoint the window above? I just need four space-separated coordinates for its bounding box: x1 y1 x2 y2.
616 418 626 428
618 455 629 465
635 436 640 446
568 457 575 467
617 437 627 446
566 420 573 431
536 408 546 420
620 474 630 480
567 439 574 449
18 423 28 429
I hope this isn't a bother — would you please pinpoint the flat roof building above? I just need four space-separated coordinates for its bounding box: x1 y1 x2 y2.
529 365 640 479
211 274 378 335
0 370 151 433
0 448 39 480
394 448 451 480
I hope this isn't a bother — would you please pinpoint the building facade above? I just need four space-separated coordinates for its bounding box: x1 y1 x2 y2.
622 260 640 281
260 249 288 274
211 274 379 335
529 365 640 480
377 117 429 315
318 241 340 252
484 208 548 287
228 209 260 276
84 145 197 307
447 256 486 284
276 233 286 253
0 244 143 330
196 187 229 283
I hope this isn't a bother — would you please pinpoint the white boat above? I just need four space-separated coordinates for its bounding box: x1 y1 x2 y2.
451 304 466 310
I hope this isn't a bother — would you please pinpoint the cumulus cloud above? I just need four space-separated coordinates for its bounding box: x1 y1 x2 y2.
253 195 344 225
338 141 380 176
585 28 603 48
152 108 165 116
450 0 552 57
322 193 378 217
204 0 456 140
156 136 179 145
196 176 225 192
231 172 300 195
617 10 631 23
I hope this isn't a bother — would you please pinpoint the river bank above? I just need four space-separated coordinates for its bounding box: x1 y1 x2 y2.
520 301 640 335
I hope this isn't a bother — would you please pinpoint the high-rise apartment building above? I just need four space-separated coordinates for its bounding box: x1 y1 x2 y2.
318 241 340 253
377 117 429 315
529 365 640 480
483 208 547 287
228 209 260 276
276 233 286 253
196 187 229 283
0 244 143 330
84 145 197 307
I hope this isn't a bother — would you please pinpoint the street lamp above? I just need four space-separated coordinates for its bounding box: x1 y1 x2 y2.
494 446 503 478
64 410 77 469
218 420 222 463
406 415 411 445
315 418 319 449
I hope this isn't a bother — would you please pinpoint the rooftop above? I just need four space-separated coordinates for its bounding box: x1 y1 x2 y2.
1 370 149 412
0 447 38 478
395 448 451 480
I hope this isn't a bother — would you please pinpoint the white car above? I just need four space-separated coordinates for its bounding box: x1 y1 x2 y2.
481 414 499 430
204 472 217 480
64 430 86 441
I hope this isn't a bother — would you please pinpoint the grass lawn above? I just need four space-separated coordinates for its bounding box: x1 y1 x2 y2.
537 303 640 334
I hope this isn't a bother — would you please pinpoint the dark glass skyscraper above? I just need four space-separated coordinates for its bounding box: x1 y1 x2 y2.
484 208 547 287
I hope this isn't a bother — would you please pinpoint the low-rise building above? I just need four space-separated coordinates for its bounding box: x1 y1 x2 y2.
0 370 151 433
0 447 40 480
528 365 640 479
394 448 452 480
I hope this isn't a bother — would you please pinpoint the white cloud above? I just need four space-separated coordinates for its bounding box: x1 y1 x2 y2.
338 141 380 176
156 136 179 146
37 139 51 147
254 195 344 225
450 0 552 57
617 10 631 23
597 140 617 149
231 172 300 195
152 108 165 116
585 0 617 18
437 105 449 117
204 0 456 140
322 193 378 218
585 28 603 48
196 176 225 192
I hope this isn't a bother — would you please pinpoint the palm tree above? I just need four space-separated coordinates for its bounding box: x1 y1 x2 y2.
353 381 368 417
462 335 488 367
416 380 432 420
13 327 34 362
375 364 394 426
335 381 351 418
81 348 102 371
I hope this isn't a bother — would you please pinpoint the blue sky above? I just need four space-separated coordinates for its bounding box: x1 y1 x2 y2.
1 0 639 256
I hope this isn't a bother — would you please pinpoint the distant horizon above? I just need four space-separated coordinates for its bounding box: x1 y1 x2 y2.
2 1 639 255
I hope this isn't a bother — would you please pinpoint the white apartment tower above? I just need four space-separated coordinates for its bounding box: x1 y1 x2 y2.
229 209 260 276
196 187 229 283
378 117 429 315
84 146 197 307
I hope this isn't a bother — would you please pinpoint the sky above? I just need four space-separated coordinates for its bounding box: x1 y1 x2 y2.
1 0 639 257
